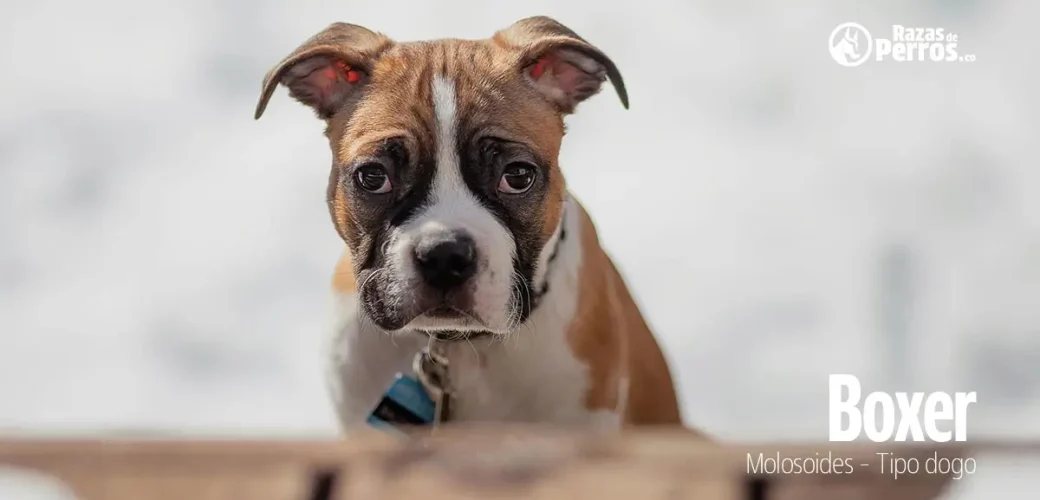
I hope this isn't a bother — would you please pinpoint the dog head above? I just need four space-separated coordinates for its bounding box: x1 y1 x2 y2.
255 16 627 336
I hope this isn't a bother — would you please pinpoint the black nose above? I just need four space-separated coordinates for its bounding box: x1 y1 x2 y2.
414 231 478 290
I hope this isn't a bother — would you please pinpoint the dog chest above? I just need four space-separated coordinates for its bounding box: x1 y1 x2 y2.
326 305 619 431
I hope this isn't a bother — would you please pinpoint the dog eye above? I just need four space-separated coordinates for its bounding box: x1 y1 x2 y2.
354 163 392 194
498 162 537 194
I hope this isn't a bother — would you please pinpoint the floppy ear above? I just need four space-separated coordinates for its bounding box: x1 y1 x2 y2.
254 22 393 120
494 16 629 113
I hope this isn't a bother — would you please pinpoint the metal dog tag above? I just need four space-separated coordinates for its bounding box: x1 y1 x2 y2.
365 344 452 435
365 373 437 435
413 346 452 427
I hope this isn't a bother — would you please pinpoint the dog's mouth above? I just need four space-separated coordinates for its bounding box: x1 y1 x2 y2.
411 304 484 329
406 302 497 342
358 263 514 338
423 329 494 342
425 305 466 319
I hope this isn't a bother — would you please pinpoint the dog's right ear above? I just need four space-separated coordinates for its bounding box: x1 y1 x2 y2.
254 23 393 121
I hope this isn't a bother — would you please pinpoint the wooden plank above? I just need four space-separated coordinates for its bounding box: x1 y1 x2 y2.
0 425 1032 500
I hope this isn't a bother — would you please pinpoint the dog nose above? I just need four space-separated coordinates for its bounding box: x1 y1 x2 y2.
414 231 478 290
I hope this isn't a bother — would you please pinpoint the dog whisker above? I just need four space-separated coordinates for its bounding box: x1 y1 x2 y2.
356 268 392 339
464 336 483 358
499 269 536 350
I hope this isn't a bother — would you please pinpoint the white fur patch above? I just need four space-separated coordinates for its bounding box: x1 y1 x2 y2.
381 75 518 333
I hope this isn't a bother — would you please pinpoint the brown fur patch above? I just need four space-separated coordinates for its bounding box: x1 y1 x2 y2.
567 199 683 425
331 249 357 294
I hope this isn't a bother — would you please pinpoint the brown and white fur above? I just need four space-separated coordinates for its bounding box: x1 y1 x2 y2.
255 17 690 432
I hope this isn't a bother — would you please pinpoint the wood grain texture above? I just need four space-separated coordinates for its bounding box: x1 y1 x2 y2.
0 425 1031 500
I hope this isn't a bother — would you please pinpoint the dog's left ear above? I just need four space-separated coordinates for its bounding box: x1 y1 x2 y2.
494 16 629 113
254 22 393 120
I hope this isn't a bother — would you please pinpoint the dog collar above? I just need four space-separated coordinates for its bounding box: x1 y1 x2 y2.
528 210 567 310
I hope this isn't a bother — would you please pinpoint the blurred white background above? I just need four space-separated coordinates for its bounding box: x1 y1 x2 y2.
1 0 1039 497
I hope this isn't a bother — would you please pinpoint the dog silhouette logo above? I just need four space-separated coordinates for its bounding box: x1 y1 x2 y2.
829 22 873 67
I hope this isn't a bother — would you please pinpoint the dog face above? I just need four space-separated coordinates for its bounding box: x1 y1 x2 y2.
255 17 627 335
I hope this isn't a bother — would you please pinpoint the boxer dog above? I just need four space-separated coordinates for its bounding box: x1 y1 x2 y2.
255 16 690 432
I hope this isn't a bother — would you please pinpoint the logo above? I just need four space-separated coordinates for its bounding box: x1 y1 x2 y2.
829 23 976 67
829 22 873 67
828 374 976 442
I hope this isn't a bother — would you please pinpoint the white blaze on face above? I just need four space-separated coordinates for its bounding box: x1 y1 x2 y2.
385 74 518 332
